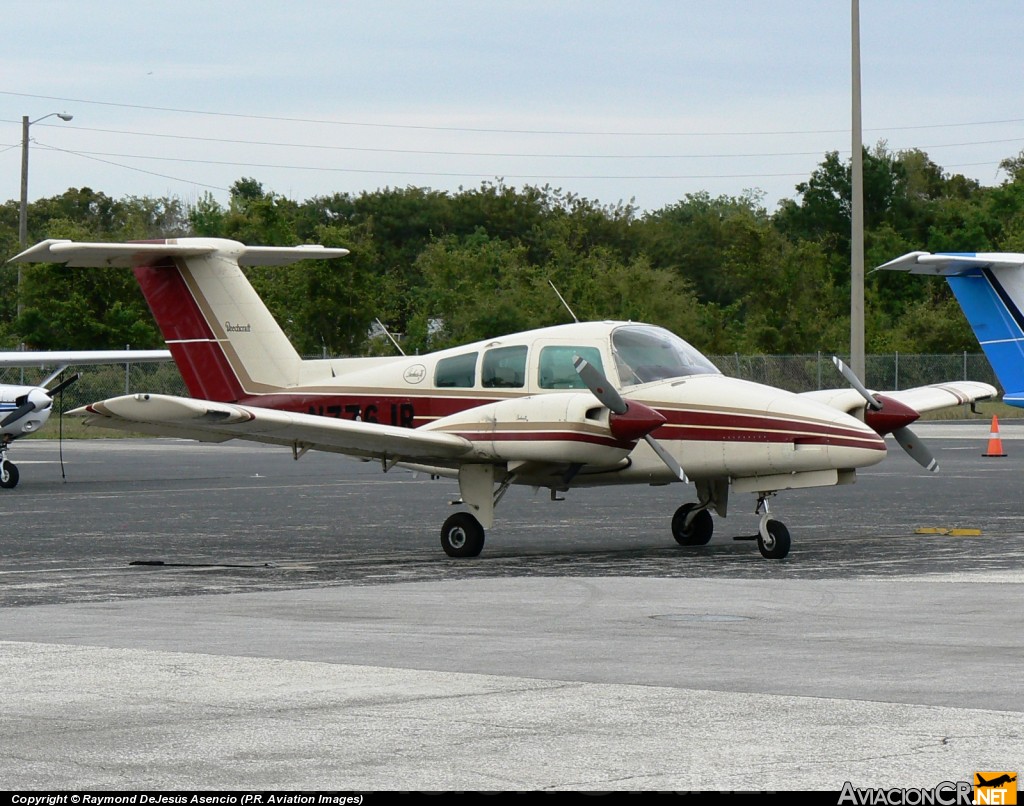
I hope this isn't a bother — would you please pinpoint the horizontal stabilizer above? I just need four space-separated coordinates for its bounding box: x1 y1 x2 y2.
10 239 350 268
876 251 1024 276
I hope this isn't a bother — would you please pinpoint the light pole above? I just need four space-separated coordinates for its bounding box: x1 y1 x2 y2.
18 111 73 321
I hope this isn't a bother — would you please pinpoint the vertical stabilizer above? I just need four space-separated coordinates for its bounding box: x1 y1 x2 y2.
876 251 1024 406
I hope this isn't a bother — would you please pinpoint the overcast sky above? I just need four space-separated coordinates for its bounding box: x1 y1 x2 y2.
3 1 1022 214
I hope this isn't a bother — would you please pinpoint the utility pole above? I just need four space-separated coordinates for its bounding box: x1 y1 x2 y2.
850 0 865 381
17 111 73 322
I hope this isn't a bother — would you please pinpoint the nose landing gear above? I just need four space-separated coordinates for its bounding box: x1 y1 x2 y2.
754 494 790 559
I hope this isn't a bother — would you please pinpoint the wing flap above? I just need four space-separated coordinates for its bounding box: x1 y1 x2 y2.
69 394 474 461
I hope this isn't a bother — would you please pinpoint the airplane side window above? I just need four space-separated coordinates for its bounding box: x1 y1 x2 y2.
538 346 604 389
482 346 527 388
435 352 479 388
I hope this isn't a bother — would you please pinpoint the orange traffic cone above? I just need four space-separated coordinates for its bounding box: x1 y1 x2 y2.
983 415 1007 457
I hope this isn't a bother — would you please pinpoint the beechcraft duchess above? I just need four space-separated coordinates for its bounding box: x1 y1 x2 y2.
11 238 997 559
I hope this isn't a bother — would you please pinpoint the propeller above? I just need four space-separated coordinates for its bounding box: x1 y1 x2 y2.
573 356 688 482
0 373 80 429
832 357 938 473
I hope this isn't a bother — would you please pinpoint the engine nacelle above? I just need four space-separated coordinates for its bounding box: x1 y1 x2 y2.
423 392 637 466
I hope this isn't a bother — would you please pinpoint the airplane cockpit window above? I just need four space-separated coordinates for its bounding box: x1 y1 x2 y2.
482 346 527 388
612 325 720 386
538 345 604 389
435 352 479 388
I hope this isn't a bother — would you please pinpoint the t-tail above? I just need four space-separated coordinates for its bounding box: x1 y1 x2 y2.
877 251 1024 407
10 238 350 402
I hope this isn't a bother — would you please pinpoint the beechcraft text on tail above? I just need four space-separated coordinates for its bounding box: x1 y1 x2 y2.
11 238 997 559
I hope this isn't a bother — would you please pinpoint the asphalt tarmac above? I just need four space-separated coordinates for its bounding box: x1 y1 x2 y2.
2 420 1022 791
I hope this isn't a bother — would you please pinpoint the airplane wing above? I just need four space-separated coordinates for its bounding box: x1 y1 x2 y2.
68 394 475 464
0 350 172 367
801 381 997 416
879 381 997 413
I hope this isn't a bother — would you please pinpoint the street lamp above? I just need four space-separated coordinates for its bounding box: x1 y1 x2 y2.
18 111 73 322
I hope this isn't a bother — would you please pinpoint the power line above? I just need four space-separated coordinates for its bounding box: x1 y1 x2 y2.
5 89 1024 138
8 119 1023 163
35 142 815 182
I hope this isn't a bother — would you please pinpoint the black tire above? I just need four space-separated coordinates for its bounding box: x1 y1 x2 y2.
758 520 791 559
0 462 19 489
440 512 485 558
671 503 714 546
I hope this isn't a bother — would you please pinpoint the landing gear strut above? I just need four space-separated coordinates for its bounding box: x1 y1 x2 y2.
754 495 790 560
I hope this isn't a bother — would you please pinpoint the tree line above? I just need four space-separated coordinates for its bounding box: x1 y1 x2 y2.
3 144 1024 357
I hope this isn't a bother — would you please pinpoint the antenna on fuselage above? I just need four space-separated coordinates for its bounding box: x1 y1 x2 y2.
374 318 406 356
548 280 579 323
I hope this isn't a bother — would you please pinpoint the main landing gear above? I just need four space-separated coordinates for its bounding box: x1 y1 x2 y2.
0 445 19 489
672 493 791 560
671 502 714 546
440 512 486 558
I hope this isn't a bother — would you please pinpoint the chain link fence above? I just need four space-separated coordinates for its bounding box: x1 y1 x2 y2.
708 353 999 395
0 353 1003 413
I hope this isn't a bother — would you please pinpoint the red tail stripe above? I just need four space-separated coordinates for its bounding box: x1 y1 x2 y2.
134 262 244 402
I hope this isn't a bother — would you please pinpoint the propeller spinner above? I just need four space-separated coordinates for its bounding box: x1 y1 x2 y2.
832 357 937 472
573 356 688 482
0 373 80 429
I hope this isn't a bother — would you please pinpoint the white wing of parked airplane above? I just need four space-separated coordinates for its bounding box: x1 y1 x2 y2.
0 349 172 367
70 393 475 462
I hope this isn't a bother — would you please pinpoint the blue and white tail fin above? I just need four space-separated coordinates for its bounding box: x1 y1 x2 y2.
877 251 1024 407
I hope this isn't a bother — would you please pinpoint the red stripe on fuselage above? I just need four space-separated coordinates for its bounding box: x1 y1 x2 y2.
134 261 244 402
237 390 883 451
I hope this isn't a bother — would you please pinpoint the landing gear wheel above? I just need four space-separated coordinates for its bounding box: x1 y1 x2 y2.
0 462 19 489
671 503 714 546
440 512 485 558
758 519 790 560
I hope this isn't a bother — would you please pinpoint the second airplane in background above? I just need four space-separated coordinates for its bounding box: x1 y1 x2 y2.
0 348 172 488
877 250 1024 407
12 238 996 558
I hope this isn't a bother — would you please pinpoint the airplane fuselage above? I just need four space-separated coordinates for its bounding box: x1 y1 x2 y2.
224 321 887 489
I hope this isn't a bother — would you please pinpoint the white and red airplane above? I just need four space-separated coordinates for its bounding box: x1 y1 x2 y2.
0 348 172 488
11 238 997 559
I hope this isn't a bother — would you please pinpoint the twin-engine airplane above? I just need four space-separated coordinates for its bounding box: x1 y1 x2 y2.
11 238 997 559
0 349 172 488
877 251 1024 408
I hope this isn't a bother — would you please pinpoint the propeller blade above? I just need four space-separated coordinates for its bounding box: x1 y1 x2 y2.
644 434 688 482
48 372 81 398
573 356 627 414
1 401 38 428
832 356 882 410
571 355 688 482
892 425 939 473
